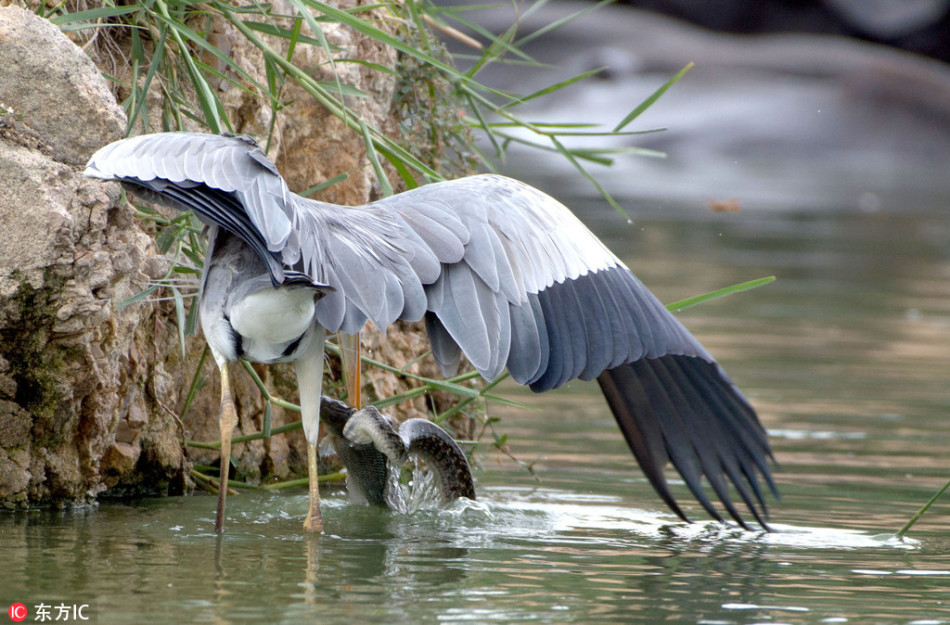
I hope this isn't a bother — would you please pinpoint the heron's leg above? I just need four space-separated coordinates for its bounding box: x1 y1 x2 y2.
303 438 322 533
296 329 327 533
215 362 236 533
341 332 362 410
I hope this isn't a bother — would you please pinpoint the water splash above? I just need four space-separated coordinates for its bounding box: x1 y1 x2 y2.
384 457 450 514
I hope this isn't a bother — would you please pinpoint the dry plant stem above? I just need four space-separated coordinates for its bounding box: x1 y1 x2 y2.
420 13 483 50
191 469 219 494
262 472 346 490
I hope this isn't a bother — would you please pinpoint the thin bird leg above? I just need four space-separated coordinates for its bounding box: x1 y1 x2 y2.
341 332 362 410
296 330 326 533
215 362 236 533
303 438 322 532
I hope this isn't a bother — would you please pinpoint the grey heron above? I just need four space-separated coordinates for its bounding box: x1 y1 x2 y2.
85 132 777 532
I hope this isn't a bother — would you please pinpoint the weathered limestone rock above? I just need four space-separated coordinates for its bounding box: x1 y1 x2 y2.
0 6 126 167
0 5 186 506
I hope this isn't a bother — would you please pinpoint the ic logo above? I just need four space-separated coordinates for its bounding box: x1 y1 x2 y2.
7 603 27 623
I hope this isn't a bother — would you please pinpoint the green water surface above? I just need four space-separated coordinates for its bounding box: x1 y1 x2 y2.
2 198 949 624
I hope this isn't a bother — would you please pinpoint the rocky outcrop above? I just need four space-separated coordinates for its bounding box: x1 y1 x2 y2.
0 5 173 506
0 3 461 508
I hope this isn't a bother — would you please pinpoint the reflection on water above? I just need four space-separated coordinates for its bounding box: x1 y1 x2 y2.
2 201 949 623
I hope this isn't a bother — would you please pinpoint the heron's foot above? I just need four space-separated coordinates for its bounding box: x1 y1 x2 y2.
302 507 324 533
343 406 409 465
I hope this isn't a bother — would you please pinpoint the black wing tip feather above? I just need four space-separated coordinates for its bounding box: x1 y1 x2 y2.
220 131 259 146
110 173 296 289
597 356 777 531
282 270 334 292
220 133 282 176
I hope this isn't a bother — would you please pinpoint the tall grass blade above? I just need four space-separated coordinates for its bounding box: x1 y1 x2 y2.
896 478 950 539
614 62 693 132
666 277 776 312
360 119 394 196
300 173 349 197
550 135 625 216
49 5 141 25
501 67 604 109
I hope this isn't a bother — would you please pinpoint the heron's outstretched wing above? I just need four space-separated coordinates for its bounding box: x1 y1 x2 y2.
84 132 440 329
85 132 777 528
365 175 778 528
85 132 309 285
371 176 708 385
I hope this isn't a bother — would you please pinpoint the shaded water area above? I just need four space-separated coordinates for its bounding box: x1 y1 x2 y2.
3 192 950 623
